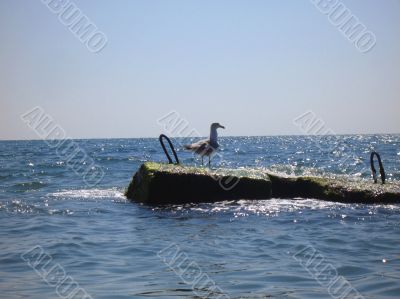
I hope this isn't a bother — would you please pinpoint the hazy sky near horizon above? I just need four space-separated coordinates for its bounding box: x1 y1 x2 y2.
1 0 399 140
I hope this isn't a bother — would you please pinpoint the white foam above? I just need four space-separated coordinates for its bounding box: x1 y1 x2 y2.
189 198 400 217
50 188 125 200
233 198 349 216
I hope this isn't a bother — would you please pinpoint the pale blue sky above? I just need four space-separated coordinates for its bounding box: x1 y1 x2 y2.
1 0 399 140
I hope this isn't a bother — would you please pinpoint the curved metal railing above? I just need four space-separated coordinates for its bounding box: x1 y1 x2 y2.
370 151 386 184
159 134 180 165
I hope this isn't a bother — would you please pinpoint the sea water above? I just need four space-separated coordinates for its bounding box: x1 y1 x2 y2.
0 135 399 298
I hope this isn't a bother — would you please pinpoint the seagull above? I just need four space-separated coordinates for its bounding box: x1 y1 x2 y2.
184 123 225 166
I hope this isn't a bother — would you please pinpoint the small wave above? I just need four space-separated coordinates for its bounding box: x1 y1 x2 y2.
154 198 400 218
0 199 59 215
11 181 47 192
193 199 351 217
50 188 125 200
0 174 12 180
4 199 38 214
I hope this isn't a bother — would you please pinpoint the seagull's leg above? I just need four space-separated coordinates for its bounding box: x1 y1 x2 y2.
201 156 204 166
208 156 211 167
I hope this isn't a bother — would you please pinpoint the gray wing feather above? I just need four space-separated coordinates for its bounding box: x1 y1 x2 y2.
184 139 209 151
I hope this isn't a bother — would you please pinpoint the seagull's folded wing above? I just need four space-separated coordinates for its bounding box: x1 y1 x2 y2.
185 139 209 151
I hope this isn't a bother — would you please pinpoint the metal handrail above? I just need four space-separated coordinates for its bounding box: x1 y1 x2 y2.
159 134 180 165
370 151 386 184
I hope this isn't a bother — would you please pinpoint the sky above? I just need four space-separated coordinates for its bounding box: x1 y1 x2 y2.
0 0 399 140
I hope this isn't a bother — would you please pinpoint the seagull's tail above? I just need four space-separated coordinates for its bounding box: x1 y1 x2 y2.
184 144 192 150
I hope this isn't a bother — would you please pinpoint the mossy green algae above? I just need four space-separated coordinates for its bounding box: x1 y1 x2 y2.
125 162 272 204
126 162 400 204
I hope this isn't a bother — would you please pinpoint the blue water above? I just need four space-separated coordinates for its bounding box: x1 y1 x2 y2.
1 135 399 299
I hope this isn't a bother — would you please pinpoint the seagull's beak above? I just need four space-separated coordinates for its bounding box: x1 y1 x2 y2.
219 125 225 129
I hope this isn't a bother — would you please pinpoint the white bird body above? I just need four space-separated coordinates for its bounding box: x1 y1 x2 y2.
184 123 225 165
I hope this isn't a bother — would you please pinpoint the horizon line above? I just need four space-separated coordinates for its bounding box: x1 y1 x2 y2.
1 132 399 142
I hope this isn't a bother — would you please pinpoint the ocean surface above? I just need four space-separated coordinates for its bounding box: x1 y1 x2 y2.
0 135 399 299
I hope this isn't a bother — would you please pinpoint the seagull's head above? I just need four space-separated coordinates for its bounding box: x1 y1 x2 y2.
211 123 225 130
